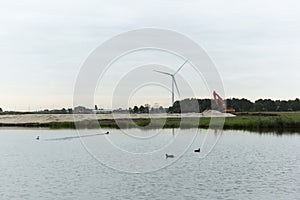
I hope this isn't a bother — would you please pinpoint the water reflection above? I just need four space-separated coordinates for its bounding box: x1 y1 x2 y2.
198 129 223 159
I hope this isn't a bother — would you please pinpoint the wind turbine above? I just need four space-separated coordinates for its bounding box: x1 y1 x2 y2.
154 60 188 106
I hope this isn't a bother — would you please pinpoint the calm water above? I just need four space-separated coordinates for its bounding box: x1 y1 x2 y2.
0 129 299 200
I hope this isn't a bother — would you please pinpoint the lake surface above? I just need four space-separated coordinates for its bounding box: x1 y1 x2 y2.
0 129 299 200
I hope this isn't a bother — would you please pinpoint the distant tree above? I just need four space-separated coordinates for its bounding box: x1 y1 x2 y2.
139 105 145 113
254 99 265 111
291 98 300 111
276 100 289 111
0 107 2 113
159 106 164 113
133 106 139 113
95 105 98 110
265 99 276 111
171 101 180 113
227 98 253 112
198 99 211 112
168 106 174 113
180 98 200 113
144 104 150 113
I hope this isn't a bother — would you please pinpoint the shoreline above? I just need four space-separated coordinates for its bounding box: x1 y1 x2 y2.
0 112 234 124
0 112 299 134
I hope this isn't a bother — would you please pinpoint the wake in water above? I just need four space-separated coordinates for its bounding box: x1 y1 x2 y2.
44 132 109 141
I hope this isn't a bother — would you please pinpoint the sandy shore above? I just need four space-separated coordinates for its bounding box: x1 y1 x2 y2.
0 111 235 124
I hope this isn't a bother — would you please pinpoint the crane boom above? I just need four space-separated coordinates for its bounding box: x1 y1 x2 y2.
213 91 235 113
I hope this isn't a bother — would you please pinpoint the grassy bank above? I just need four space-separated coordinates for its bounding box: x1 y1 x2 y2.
46 113 300 133
1 113 300 133
221 114 300 133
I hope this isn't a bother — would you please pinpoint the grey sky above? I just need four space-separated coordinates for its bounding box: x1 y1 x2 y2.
0 0 299 110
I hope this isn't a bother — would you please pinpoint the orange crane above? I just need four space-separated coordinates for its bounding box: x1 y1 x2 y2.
213 91 235 113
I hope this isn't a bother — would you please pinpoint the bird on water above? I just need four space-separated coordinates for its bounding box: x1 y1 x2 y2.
194 148 200 153
165 154 175 159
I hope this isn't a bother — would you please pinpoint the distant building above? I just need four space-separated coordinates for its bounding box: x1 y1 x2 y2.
92 108 113 114
73 106 93 114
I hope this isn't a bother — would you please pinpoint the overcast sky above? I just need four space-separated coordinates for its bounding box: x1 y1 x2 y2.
0 0 299 110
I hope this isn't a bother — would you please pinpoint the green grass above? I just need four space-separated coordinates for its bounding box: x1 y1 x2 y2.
223 113 300 133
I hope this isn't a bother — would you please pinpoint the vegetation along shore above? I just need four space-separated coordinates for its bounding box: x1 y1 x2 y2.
0 112 299 134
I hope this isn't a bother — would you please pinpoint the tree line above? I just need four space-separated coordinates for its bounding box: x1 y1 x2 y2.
1 98 300 114
129 98 300 113
129 104 167 114
169 98 300 113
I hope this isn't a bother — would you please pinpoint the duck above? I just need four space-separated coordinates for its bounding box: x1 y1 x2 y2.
36 136 40 140
105 131 109 134
165 154 175 159
194 148 200 153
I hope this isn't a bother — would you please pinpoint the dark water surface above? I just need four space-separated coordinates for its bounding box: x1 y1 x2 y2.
0 129 299 200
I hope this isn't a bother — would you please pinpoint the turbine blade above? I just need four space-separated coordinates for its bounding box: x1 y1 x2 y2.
173 77 180 97
174 60 188 75
154 70 173 76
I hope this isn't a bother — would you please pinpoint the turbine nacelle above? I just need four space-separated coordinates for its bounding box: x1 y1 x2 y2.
154 60 188 106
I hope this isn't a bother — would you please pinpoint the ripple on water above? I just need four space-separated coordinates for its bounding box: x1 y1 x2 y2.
0 129 299 200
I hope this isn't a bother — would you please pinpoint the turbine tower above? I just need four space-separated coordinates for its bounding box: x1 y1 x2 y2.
154 60 188 106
